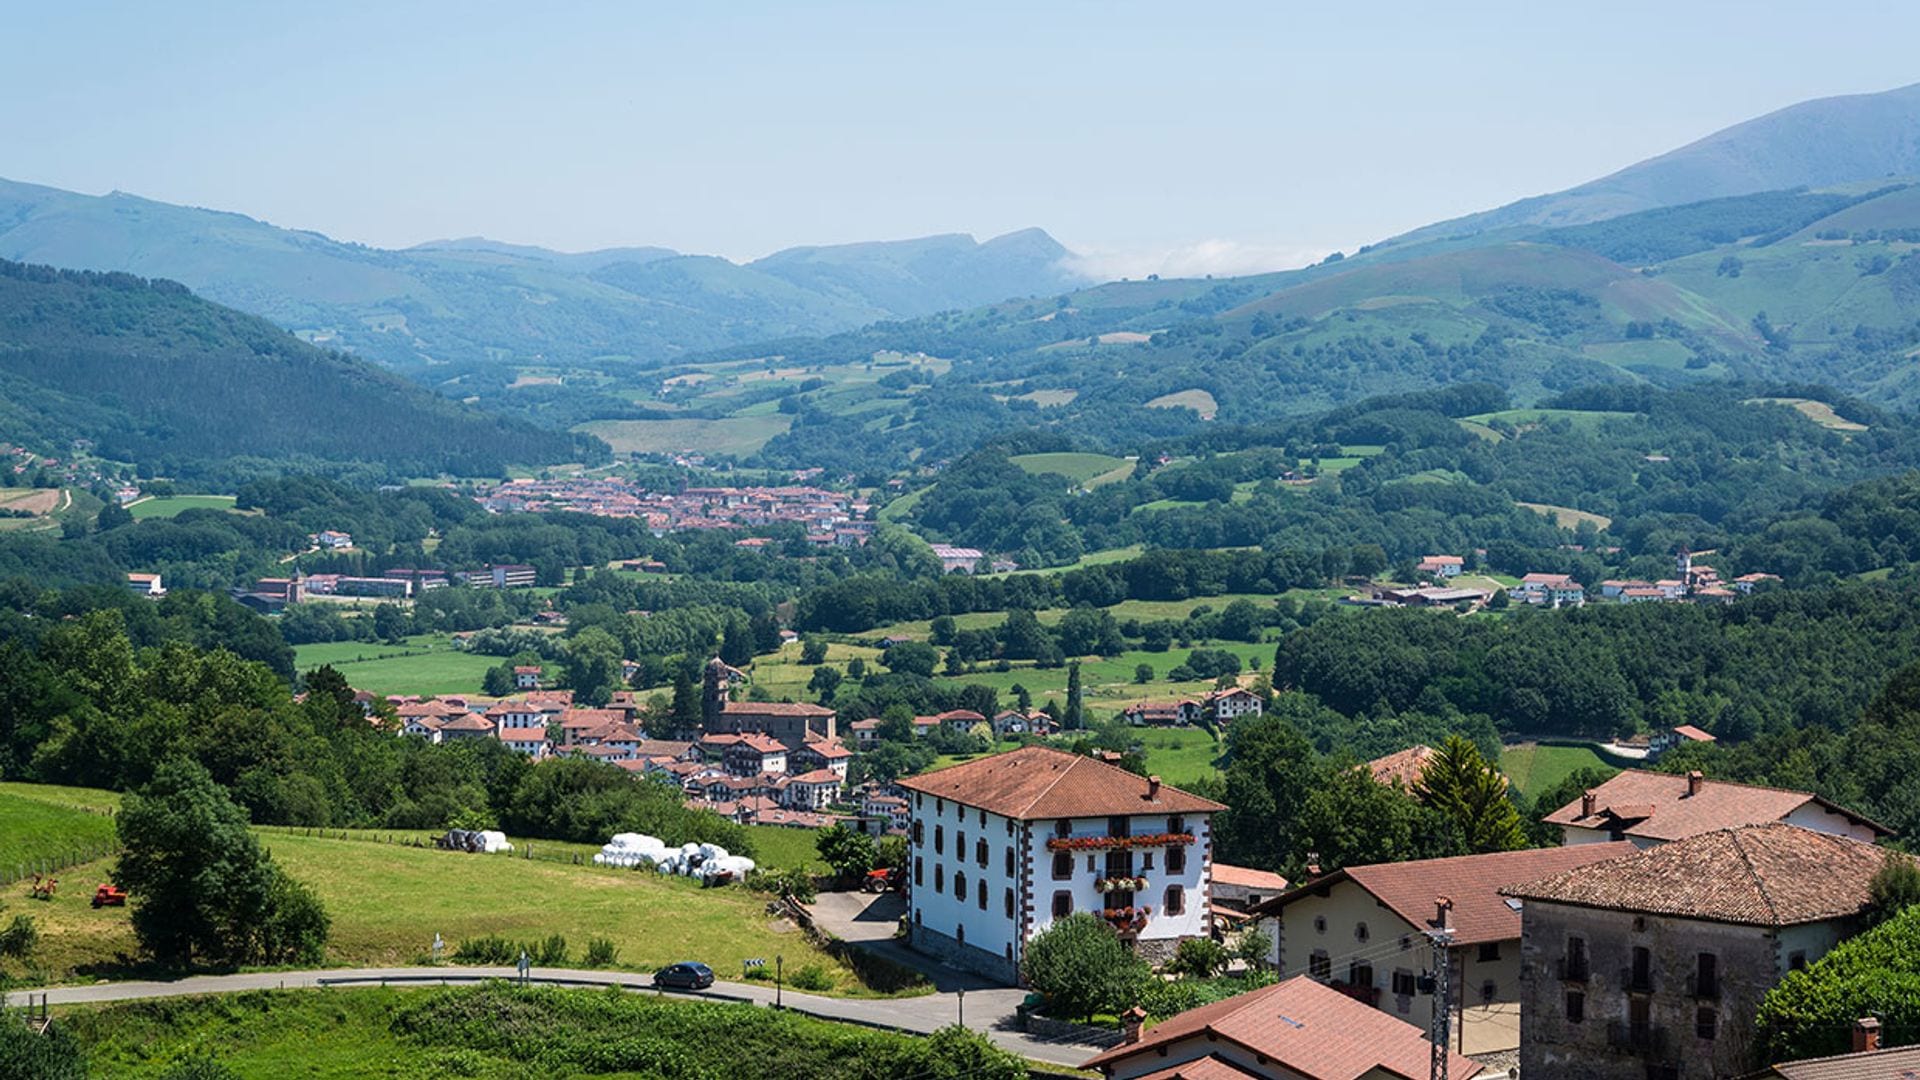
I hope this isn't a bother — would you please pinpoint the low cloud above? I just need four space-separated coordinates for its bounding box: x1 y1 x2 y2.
1061 239 1334 283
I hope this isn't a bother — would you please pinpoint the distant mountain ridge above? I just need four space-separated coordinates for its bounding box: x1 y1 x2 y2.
0 177 1084 372
1396 81 1920 245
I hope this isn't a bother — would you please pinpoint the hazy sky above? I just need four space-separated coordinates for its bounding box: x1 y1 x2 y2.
5 2 1918 277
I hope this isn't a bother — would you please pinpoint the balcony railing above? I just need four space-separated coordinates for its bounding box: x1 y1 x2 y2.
1046 832 1196 852
1606 1021 1668 1055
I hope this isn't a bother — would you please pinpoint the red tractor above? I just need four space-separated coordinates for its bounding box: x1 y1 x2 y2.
91 883 127 908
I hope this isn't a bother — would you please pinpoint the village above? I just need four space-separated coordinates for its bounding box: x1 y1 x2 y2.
474 476 875 547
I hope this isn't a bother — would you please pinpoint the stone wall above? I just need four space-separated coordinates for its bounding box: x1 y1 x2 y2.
909 921 1020 985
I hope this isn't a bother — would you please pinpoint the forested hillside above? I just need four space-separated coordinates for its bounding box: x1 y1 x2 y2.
0 260 602 481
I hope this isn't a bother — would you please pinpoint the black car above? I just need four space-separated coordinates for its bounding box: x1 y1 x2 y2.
653 962 715 990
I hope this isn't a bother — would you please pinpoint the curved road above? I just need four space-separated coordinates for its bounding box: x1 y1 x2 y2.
4 964 1107 1068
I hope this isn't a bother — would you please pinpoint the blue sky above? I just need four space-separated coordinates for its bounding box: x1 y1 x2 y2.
4 2 1918 276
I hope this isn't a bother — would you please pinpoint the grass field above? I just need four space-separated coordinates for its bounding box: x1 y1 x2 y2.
1745 396 1870 433
10 831 861 991
62 984 964 1079
291 634 496 696
1146 388 1219 419
127 494 240 519
577 415 794 457
1515 501 1614 532
1463 408 1637 431
1009 451 1129 485
741 824 831 873
1500 742 1614 797
0 786 119 881
1135 727 1225 786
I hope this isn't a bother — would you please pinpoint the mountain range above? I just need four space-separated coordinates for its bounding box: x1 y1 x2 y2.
0 177 1082 373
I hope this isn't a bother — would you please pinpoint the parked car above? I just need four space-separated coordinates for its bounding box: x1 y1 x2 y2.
653 961 715 990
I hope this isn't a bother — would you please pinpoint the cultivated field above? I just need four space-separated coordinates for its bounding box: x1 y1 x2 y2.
1499 742 1614 797
1146 388 1219 419
1745 396 1869 433
292 634 496 696
128 494 241 519
577 415 794 456
1515 501 1614 531
1009 451 1130 485
0 785 119 882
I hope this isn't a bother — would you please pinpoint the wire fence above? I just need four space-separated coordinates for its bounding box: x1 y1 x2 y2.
252 825 598 868
2 841 123 887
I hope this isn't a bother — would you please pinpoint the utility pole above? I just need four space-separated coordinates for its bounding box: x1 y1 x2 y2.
1427 896 1455 1080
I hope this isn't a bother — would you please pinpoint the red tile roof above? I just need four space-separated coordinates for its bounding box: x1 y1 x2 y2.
437 715 495 733
1503 823 1907 926
734 734 787 754
787 769 843 785
1541 769 1891 842
1128 1056 1264 1080
1252 843 1636 945
1081 975 1480 1079
1366 745 1436 789
1210 863 1289 892
721 701 834 717
1672 724 1716 742
897 746 1223 820
1764 1043 1920 1079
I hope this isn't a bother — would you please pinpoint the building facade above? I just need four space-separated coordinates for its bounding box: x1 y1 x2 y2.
899 745 1222 984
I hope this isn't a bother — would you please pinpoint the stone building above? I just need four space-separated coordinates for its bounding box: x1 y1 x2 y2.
1501 824 1901 1080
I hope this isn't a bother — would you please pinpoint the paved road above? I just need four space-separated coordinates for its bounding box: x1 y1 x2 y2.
5 964 1103 1068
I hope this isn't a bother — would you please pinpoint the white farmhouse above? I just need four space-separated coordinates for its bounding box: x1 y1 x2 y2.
898 745 1223 983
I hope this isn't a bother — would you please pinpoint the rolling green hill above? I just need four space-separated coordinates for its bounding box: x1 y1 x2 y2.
0 259 601 481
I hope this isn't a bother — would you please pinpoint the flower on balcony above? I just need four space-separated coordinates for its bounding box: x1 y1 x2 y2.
1044 832 1196 852
1093 876 1150 893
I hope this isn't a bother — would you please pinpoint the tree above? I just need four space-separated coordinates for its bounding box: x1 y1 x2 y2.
815 823 877 883
720 618 754 668
1022 912 1153 1021
874 833 908 869
877 703 917 743
884 641 940 678
114 759 329 967
1868 850 1920 926
1231 925 1272 970
565 627 625 708
930 615 957 646
846 657 867 680
1065 662 1084 730
1134 664 1154 684
1756 900 1920 1062
371 603 409 644
668 667 702 735
1414 735 1527 854
1012 683 1033 712
1168 935 1229 978
95 500 134 531
800 637 829 665
0 1009 85 1080
482 662 515 698
808 665 843 702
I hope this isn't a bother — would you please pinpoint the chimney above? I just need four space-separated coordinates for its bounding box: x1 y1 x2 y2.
1686 771 1705 798
1146 775 1162 800
1433 895 1454 931
1581 790 1597 817
1121 1005 1148 1045
1853 1017 1881 1054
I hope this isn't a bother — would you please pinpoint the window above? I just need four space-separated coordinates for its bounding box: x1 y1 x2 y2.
1054 818 1070 836
1005 848 1015 876
914 857 923 886
1565 935 1590 981
1695 953 1719 999
1166 845 1187 875
978 884 987 910
954 872 967 902
1630 945 1652 992
1314 915 1327 935
1480 980 1497 1005
912 821 923 845
1400 935 1413 952
1052 851 1072 880
1105 850 1134 878
956 923 964 945
1355 922 1370 944
1141 852 1154 871
1004 889 1014 918
1052 891 1072 918
1108 815 1129 837
1788 951 1807 971
1695 1006 1717 1041
915 793 924 808
978 808 986 826
956 830 966 856
1349 961 1373 988
936 798 943 815
1309 950 1331 980
934 865 944 893
1392 970 1417 996
976 839 987 867
1565 989 1585 1024
1168 815 1184 835
934 825 944 855
1164 885 1185 916
1477 942 1501 962
1248 894 1263 907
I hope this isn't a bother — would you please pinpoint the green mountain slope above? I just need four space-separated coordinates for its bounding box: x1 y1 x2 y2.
0 178 1083 372
0 259 602 480
1396 81 1920 243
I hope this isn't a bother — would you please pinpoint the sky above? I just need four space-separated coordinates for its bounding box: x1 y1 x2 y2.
4 2 1920 278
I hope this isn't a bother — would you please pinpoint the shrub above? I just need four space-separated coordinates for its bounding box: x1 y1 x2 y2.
745 866 816 904
1757 901 1920 1060
786 963 835 992
583 937 619 968
1168 936 1229 978
1022 912 1153 1022
0 914 39 958
535 934 569 965
154 1054 240 1080
453 935 517 965
0 1008 85 1080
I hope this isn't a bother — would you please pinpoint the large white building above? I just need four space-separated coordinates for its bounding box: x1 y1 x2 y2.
897 745 1223 984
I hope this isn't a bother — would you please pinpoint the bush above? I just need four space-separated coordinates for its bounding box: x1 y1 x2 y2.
0 914 38 958
536 934 569 966
583 937 619 968
745 866 817 904
1022 912 1153 1022
787 963 835 992
154 1055 240 1080
453 935 517 965
1757 902 1920 1060
0 1008 85 1080
1168 936 1229 978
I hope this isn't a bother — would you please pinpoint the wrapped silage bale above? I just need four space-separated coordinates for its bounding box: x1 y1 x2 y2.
478 830 513 853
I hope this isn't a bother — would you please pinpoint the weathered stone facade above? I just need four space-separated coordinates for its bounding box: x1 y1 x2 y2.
908 921 1019 984
1517 901 1846 1080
